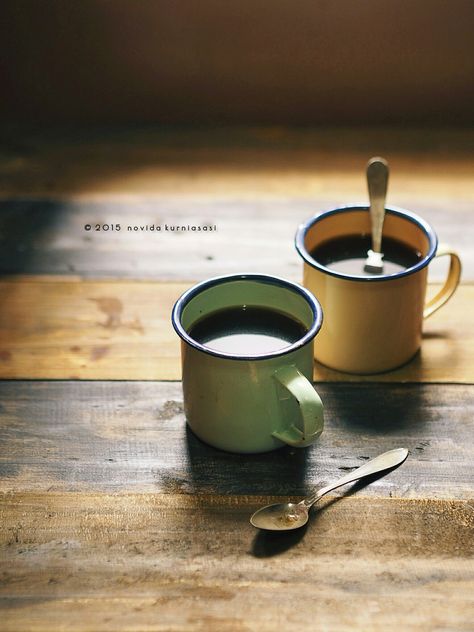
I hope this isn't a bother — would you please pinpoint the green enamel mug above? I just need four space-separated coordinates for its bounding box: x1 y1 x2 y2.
171 273 324 454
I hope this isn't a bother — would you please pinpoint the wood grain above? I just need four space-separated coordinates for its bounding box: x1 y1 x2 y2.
1 128 471 279
1 493 473 631
1 127 473 197
0 126 472 631
0 277 471 382
0 277 177 381
0 381 472 499
0 196 471 281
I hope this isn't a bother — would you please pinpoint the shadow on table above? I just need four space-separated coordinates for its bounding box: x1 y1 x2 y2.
321 383 430 435
158 385 426 498
181 424 314 497
0 199 75 274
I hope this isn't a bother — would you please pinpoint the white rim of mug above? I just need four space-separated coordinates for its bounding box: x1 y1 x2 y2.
171 272 323 360
295 204 438 282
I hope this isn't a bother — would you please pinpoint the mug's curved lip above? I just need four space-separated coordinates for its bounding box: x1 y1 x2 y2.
295 205 438 282
171 272 323 361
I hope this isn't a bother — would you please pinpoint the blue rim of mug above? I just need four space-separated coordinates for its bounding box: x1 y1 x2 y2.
171 272 323 360
295 205 438 282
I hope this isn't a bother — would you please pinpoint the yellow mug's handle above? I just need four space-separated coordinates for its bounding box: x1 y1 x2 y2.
423 245 462 319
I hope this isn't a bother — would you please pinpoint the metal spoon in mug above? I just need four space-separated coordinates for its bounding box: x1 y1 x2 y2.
364 156 390 273
250 447 408 531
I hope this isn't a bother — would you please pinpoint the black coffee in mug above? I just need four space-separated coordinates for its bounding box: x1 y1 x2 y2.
188 306 308 355
310 234 422 276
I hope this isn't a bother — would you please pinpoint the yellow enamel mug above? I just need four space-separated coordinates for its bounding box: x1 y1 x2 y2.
295 205 462 374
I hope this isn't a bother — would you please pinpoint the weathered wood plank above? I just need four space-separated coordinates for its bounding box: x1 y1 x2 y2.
0 381 472 499
0 196 471 280
0 493 473 631
1 127 473 197
0 277 178 381
0 278 471 382
1 128 471 280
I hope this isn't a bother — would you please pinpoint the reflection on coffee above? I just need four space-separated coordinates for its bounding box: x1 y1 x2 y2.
310 234 422 276
188 306 308 355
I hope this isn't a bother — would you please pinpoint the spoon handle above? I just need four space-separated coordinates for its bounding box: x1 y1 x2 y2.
303 448 408 508
367 157 389 253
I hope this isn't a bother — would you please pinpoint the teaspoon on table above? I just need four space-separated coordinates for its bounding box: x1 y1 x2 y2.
250 448 408 531
364 156 389 274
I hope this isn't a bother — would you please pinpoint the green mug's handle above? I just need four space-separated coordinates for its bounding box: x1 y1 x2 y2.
423 245 462 319
271 365 324 448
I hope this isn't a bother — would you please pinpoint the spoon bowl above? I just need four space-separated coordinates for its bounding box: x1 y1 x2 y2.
250 502 308 531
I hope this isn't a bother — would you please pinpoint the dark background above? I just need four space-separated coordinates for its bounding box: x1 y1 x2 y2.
1 0 473 126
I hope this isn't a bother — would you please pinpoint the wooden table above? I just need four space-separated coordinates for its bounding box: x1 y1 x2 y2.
0 127 473 631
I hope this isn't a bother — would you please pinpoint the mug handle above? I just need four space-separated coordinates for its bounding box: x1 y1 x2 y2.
271 365 324 448
423 245 462 319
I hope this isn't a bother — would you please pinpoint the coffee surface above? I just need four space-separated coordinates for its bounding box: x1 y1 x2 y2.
188 306 308 355
310 234 422 276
